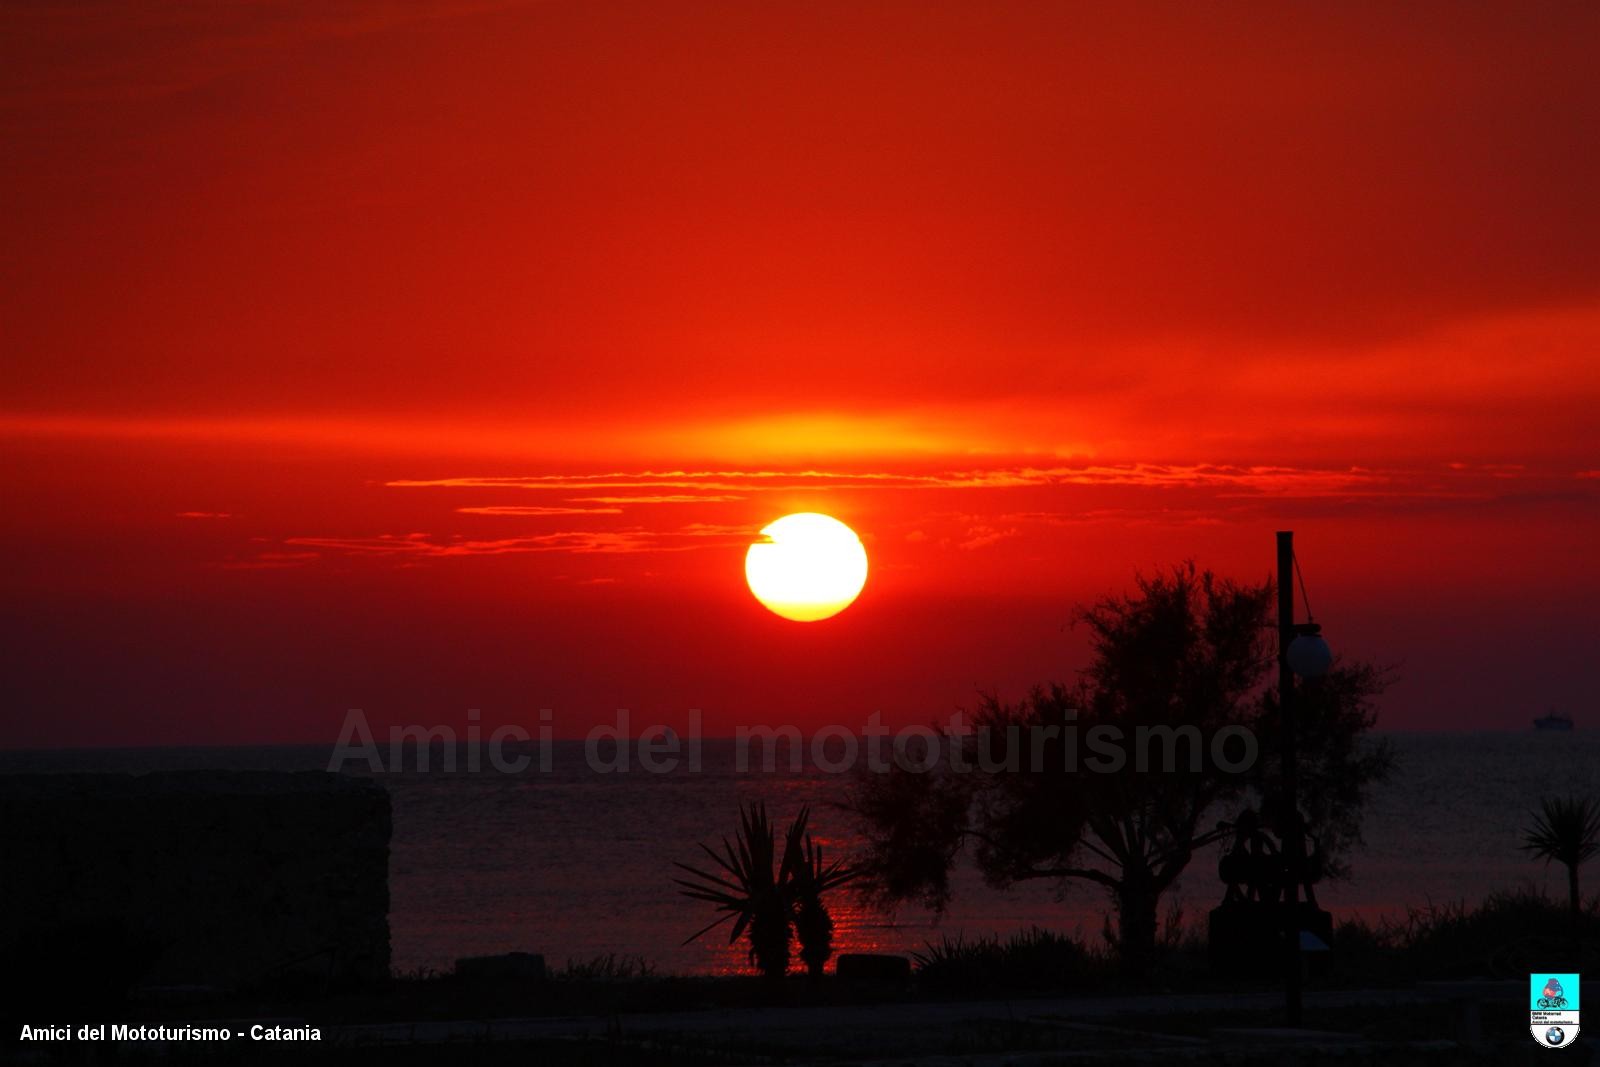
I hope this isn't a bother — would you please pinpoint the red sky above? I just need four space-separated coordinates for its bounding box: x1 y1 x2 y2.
3 2 1598 746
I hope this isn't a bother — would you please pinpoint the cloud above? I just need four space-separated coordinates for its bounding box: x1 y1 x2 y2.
216 459 1600 573
283 524 752 559
384 462 1528 499
958 525 1018 550
456 505 622 516
567 495 747 504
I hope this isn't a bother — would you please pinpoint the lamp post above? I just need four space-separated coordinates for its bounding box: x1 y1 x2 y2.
1277 530 1331 1028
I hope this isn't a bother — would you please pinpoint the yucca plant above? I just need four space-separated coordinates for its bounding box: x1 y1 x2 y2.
782 805 860 978
674 801 791 978
1522 794 1600 919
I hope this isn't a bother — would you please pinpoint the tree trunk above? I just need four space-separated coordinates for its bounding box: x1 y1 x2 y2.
795 897 833 979
1568 863 1584 971
749 906 791 979
1114 869 1159 976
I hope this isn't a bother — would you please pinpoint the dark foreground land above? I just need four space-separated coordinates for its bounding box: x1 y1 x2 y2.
7 971 1594 1066
7 771 1594 1064
8 893 1598 1064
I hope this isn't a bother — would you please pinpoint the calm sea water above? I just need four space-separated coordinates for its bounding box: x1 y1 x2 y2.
4 733 1597 975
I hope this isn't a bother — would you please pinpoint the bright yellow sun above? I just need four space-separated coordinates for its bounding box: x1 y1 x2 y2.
744 513 868 622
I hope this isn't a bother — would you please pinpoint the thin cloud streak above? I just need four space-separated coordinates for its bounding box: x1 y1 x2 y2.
456 505 622 516
283 524 753 560
567 495 747 504
385 463 1557 499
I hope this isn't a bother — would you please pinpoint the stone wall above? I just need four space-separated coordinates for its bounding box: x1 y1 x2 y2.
0 771 390 993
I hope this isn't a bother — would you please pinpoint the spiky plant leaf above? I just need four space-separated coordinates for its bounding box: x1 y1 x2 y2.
1522 795 1600 868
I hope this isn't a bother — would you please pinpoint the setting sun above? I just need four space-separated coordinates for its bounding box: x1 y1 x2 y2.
744 513 868 622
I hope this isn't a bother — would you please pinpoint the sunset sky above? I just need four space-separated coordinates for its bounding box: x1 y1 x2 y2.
4 2 1598 747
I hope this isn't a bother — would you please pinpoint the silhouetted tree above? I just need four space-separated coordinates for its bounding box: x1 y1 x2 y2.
782 806 859 978
1246 659 1395 886
1522 795 1600 920
675 802 791 978
849 564 1392 974
676 803 857 979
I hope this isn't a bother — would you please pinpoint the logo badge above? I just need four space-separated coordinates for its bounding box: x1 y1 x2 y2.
1531 973 1580 1049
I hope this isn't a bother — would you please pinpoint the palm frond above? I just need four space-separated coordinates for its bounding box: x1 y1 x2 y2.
677 801 786 945
677 801 858 977
680 911 735 946
1521 795 1600 867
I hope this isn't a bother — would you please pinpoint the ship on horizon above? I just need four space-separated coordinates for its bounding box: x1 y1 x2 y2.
1533 709 1575 731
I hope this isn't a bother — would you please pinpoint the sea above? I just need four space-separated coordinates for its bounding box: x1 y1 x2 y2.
3 732 1596 976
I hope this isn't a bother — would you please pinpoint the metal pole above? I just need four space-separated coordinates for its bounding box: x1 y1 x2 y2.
1277 530 1303 1026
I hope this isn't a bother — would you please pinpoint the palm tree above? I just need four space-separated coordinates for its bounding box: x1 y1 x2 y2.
782 806 859 978
674 802 791 978
1522 794 1600 918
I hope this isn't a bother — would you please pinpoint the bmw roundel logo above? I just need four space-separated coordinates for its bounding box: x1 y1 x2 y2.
1546 1026 1566 1046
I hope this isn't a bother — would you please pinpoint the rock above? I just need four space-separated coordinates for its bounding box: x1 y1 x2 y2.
454 952 546 980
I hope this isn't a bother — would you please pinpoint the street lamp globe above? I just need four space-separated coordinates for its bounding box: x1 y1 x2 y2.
1287 633 1333 678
